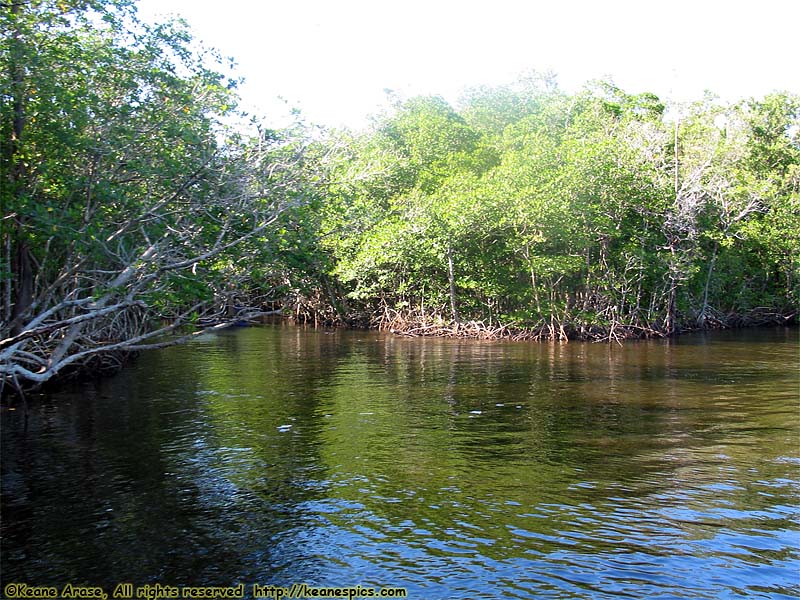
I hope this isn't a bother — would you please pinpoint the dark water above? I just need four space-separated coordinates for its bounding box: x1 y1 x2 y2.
2 326 798 599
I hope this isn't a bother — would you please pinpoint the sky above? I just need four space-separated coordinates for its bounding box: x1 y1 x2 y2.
136 0 800 130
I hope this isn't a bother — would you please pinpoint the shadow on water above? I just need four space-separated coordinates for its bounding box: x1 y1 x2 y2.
2 325 798 598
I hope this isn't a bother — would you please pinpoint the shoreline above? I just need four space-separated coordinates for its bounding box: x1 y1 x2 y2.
347 306 798 343
2 311 796 401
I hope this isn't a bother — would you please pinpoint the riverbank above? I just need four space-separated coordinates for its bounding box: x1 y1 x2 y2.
365 305 798 343
2 306 795 401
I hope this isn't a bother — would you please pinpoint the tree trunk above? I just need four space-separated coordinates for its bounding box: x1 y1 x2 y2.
5 0 32 336
699 243 719 327
322 274 349 324
447 246 459 324
666 257 678 335
530 267 542 316
9 237 34 336
2 235 12 324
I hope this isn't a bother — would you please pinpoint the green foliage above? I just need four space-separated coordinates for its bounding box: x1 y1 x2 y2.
1 0 316 388
1 0 240 277
305 78 798 335
3 0 796 384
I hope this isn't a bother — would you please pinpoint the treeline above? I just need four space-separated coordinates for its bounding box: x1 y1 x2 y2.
2 0 798 393
291 78 799 340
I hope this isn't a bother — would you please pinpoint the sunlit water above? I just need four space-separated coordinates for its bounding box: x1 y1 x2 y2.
2 325 799 599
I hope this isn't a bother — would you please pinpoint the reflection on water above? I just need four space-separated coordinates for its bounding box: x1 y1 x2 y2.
2 326 799 598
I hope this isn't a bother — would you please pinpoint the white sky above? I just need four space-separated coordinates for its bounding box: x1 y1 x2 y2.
137 0 800 129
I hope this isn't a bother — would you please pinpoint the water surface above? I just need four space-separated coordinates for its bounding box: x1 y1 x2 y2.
2 326 798 598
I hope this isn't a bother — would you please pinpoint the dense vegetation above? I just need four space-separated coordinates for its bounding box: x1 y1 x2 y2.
2 0 798 393
0 0 317 392
311 81 799 341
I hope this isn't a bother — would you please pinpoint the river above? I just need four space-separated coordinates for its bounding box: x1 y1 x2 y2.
1 325 798 598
